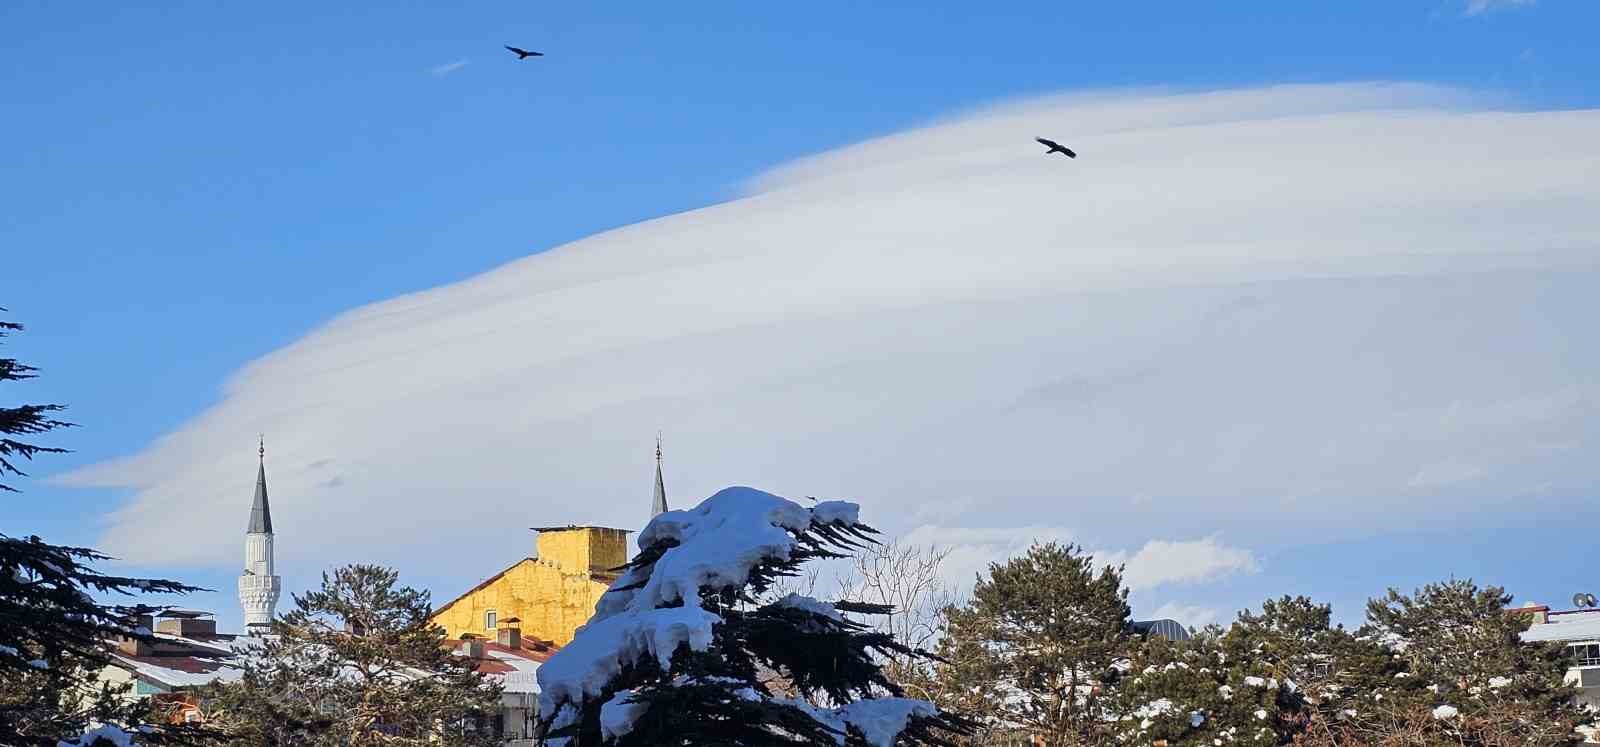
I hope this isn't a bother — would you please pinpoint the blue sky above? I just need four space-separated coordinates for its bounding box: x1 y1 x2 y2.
4 0 1599 631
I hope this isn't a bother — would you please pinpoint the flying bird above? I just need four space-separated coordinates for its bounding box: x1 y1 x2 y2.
504 45 544 60
1035 137 1076 158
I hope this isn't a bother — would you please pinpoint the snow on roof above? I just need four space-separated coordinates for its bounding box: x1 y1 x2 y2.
452 639 548 693
112 652 242 689
1522 610 1600 643
156 609 213 619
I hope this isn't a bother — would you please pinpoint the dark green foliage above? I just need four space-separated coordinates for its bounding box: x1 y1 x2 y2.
1 309 206 746
933 542 1132 745
204 564 502 746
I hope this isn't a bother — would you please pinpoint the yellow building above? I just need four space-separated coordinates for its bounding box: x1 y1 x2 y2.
430 526 631 645
430 441 671 646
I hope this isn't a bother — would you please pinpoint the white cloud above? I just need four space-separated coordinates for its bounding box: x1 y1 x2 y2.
898 526 1256 595
1465 0 1535 15
900 525 1076 590
429 59 469 76
1103 538 1260 591
64 83 1600 587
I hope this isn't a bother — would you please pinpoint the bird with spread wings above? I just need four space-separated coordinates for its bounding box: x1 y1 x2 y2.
504 45 544 60
1035 137 1076 158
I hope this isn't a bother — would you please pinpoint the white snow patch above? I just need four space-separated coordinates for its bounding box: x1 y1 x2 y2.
774 593 842 620
811 501 861 526
57 725 136 747
536 605 720 708
1488 675 1512 689
1253 709 1269 721
825 698 937 747
1432 704 1459 720
599 690 648 741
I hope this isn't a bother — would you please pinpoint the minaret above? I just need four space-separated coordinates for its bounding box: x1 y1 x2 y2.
238 437 281 633
652 434 669 518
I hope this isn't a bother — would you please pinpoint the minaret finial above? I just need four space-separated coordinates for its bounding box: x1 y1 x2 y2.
258 434 265 462
656 432 662 463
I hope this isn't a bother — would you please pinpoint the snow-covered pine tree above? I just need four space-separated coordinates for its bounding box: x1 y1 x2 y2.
535 487 974 746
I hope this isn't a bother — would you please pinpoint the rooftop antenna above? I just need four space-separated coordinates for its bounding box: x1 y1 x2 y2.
1573 592 1596 609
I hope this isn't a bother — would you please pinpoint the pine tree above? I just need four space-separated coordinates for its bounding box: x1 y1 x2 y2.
206 564 502 745
932 542 1131 745
1110 599 1349 747
1 309 204 746
1318 579 1588 746
535 487 974 746
1112 627 1298 746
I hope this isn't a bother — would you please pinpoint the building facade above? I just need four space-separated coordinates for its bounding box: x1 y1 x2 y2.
1520 604 1600 711
430 526 631 646
430 440 671 646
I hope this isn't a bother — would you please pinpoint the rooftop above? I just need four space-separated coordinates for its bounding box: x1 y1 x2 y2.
1522 608 1600 644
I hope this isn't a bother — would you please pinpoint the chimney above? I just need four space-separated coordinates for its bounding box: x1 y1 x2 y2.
463 638 485 659
126 613 154 636
117 636 153 656
497 617 522 649
154 610 216 637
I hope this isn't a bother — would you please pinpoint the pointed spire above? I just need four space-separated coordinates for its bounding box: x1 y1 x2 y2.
651 434 668 517
248 436 273 534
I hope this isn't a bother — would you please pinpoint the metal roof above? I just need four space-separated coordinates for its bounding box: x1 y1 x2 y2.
1130 618 1193 641
1523 611 1600 643
246 457 272 534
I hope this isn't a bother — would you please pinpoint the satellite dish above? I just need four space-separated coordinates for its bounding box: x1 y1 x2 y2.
1575 593 1589 608
1587 593 1598 608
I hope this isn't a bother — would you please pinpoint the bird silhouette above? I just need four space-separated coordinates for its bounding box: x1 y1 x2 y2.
1035 137 1077 158
504 45 544 60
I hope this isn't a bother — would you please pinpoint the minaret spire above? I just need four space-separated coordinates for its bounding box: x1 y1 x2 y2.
651 434 668 518
239 436 281 632
248 435 272 534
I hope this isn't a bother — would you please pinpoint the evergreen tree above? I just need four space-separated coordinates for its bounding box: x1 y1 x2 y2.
535 487 974 746
1112 626 1298 746
1 310 204 746
1320 579 1587 746
206 564 501 745
932 542 1131 745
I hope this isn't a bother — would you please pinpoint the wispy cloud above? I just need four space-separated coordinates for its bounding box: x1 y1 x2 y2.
429 58 469 77
1465 0 1535 15
1103 538 1260 592
63 83 1600 587
897 526 1256 595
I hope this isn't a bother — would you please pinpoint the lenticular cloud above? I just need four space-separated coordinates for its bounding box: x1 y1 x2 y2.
67 83 1600 576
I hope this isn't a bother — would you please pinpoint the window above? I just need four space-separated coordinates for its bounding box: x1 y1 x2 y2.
1313 662 1333 677
485 610 497 631
1569 643 1600 667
